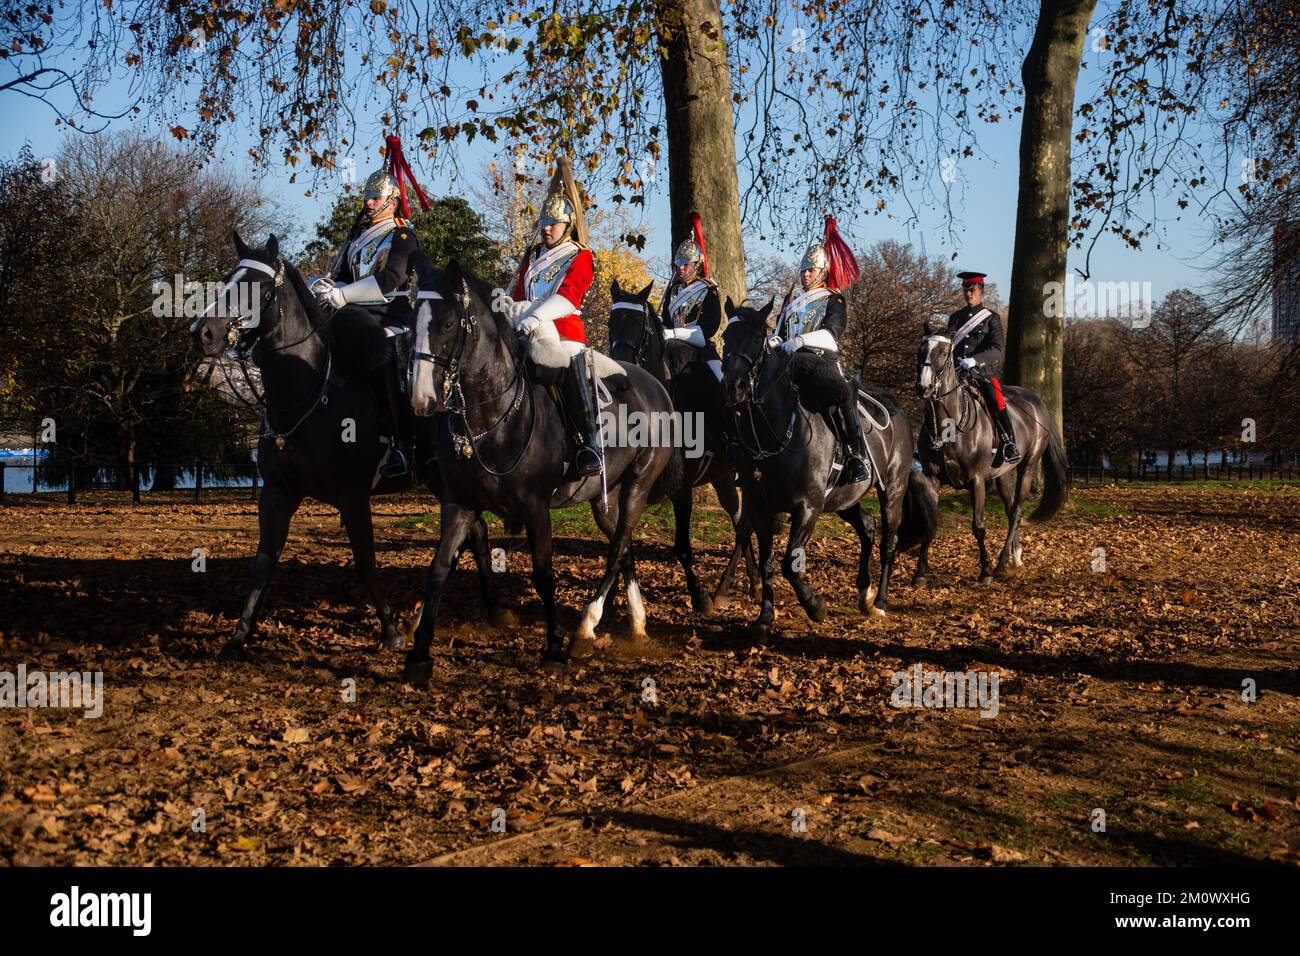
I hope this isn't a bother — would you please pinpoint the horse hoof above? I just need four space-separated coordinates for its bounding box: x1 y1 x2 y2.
490 607 519 629
858 586 878 613
708 592 731 614
380 626 405 651
540 657 567 676
979 574 995 585
806 595 827 623
692 592 714 616
217 641 248 662
567 635 595 661
868 603 887 619
402 659 434 686
911 575 928 589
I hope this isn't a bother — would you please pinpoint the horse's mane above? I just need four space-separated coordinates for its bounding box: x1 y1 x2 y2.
458 266 522 361
281 259 330 343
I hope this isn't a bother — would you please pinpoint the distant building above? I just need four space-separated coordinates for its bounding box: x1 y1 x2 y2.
1274 222 1300 341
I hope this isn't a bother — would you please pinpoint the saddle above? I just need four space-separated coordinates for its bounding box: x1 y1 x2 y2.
823 386 892 493
524 345 632 393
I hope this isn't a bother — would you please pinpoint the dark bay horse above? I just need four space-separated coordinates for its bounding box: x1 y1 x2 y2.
190 233 498 661
914 323 1069 582
607 279 759 613
405 260 678 682
721 301 939 637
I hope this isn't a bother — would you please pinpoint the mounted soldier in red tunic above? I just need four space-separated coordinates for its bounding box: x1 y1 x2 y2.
507 158 602 478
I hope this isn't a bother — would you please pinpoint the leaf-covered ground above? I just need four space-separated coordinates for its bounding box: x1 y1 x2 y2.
2 482 1298 866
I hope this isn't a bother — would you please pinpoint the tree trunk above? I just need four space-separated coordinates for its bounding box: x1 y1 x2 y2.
116 423 134 491
1006 0 1098 442
658 0 747 322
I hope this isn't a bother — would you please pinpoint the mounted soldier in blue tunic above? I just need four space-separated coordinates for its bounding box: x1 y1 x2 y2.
947 271 1021 466
769 216 870 485
309 134 429 481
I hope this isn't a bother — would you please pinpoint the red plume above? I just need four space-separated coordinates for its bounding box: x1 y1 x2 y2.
690 211 708 278
823 216 859 292
384 133 430 219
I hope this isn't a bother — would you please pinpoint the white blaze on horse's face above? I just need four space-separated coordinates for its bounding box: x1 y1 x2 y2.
191 266 249 336
411 300 438 417
918 334 952 397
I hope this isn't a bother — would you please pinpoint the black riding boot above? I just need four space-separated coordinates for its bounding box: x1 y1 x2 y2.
978 377 1021 466
835 402 870 484
378 350 413 479
559 353 603 478
996 403 1022 465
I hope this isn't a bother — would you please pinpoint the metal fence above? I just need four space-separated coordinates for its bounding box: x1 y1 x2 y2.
5 458 1299 505
0 461 261 505
1068 462 1299 485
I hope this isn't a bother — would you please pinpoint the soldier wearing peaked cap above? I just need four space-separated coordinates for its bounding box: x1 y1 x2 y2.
947 271 1021 465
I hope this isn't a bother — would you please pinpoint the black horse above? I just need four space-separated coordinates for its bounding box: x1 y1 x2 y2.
606 279 759 613
915 323 1068 581
190 233 499 661
721 300 938 637
404 260 679 681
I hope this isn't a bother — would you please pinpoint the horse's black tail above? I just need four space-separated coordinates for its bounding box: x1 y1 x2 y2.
896 463 939 552
650 446 686 505
1030 418 1070 523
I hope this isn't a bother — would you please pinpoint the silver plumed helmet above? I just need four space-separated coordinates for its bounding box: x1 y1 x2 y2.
800 240 828 274
362 168 400 201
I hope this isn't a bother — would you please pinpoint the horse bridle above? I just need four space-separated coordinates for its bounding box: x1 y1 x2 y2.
609 298 656 367
413 286 476 414
727 325 801 462
195 258 285 412
204 256 339 449
919 333 974 453
413 285 535 475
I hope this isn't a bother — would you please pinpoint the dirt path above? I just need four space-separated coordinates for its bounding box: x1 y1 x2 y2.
2 484 1298 866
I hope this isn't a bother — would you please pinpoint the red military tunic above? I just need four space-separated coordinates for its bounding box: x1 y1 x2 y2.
510 240 593 344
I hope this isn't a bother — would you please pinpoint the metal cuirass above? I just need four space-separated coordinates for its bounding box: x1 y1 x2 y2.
348 221 397 282
524 242 580 301
780 289 831 339
665 279 709 328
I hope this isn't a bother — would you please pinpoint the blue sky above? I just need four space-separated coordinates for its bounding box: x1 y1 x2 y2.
3 12 1225 307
